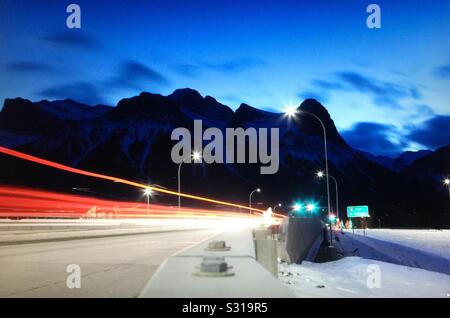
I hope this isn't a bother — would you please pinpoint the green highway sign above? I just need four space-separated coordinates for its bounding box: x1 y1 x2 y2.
347 205 370 218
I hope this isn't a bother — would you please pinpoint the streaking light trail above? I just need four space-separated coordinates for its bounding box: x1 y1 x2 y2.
0 146 285 217
0 185 279 221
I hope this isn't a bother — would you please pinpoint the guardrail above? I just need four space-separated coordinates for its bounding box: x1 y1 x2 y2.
139 225 294 298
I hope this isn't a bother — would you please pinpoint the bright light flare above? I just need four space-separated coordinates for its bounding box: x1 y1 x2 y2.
306 203 316 212
444 178 450 186
293 203 302 211
284 106 298 118
262 207 274 227
192 151 202 161
317 171 324 178
144 188 152 196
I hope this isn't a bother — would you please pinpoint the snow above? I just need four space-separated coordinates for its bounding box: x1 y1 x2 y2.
279 229 450 297
334 229 450 275
279 257 450 298
350 229 450 259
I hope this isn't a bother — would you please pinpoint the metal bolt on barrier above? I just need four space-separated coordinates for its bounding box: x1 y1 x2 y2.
193 256 234 277
205 240 231 251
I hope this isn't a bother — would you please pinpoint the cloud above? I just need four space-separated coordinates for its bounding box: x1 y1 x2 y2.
336 72 420 108
312 79 345 90
6 61 55 73
173 63 202 77
407 115 450 149
106 60 170 89
309 71 421 109
342 122 406 157
434 64 450 79
173 58 267 77
203 58 267 73
41 32 102 50
38 81 105 105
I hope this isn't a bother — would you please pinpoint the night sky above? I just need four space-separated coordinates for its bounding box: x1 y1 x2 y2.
0 0 449 157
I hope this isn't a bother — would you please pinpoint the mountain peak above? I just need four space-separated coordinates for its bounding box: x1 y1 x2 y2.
169 88 203 102
299 99 332 121
297 99 349 148
169 88 233 120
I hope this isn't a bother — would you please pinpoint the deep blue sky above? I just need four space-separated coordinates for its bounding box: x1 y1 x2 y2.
1 0 449 157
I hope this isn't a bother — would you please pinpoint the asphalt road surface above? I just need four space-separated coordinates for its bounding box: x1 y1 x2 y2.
0 229 219 297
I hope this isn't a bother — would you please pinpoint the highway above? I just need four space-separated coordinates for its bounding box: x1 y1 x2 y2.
0 228 219 297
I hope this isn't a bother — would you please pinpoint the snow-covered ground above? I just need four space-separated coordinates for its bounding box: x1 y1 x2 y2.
279 257 450 298
334 229 450 275
279 229 450 298
350 229 450 259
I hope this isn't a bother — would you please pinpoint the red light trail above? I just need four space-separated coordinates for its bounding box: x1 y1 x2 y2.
0 185 270 220
0 146 285 218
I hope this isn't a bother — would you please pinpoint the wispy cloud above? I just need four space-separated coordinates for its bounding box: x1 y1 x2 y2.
38 81 105 105
434 63 450 79
202 58 267 73
6 61 55 73
342 122 407 157
105 60 170 90
407 115 450 149
173 63 202 77
173 58 267 77
41 31 102 50
306 71 422 109
336 71 421 108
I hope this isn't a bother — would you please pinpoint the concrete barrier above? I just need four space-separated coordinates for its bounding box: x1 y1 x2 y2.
139 227 294 298
281 216 325 264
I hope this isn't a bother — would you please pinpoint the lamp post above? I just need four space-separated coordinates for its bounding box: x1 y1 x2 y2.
178 151 202 212
285 107 332 245
444 178 450 199
273 203 282 213
249 188 261 213
317 171 339 221
143 188 152 217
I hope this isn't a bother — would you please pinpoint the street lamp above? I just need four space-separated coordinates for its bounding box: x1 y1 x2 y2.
285 107 331 227
317 170 339 221
444 178 450 199
178 151 202 211
249 188 261 213
285 107 332 245
306 203 316 212
143 188 152 217
273 203 282 213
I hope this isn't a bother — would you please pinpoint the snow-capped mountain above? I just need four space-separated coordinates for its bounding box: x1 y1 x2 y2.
0 89 448 227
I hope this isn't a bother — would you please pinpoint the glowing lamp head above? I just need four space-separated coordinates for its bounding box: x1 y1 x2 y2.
444 178 450 186
284 106 298 118
306 203 316 212
192 151 202 161
144 188 152 196
257 188 261 192
293 203 302 212
317 171 324 178
278 203 282 207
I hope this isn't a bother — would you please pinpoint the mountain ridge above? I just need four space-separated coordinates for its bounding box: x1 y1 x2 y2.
0 89 448 227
